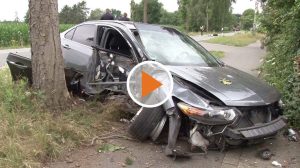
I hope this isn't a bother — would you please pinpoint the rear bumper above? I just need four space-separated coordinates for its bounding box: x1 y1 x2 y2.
225 116 287 140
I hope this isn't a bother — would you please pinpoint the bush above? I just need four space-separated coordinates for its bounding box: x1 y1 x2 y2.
261 0 300 128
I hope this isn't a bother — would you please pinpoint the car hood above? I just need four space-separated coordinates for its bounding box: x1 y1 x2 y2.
168 66 281 106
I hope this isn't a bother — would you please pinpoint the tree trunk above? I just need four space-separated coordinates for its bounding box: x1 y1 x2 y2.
143 0 148 23
206 1 209 32
29 0 70 111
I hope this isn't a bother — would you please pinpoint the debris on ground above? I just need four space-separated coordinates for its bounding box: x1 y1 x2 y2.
258 148 273 160
286 128 298 142
97 143 125 153
125 157 134 166
120 118 130 124
65 158 74 164
272 161 282 167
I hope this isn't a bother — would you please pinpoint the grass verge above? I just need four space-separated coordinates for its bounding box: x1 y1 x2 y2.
209 50 225 58
206 32 264 47
0 67 129 168
0 45 30 50
188 31 210 36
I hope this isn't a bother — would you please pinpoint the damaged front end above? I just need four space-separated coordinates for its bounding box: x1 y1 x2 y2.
155 77 287 157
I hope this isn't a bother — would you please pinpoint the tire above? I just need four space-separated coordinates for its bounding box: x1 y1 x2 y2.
129 106 165 141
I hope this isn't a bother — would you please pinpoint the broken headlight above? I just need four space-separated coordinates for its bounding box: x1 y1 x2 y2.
177 102 237 125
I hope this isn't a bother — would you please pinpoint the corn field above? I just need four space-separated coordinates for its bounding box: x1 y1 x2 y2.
0 23 73 48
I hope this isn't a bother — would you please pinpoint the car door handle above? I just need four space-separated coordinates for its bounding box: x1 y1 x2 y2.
63 44 71 50
7 60 28 69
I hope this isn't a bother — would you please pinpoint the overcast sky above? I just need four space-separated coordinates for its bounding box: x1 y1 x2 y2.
0 0 256 21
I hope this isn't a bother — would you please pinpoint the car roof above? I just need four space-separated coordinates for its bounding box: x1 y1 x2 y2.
83 20 137 30
82 20 176 32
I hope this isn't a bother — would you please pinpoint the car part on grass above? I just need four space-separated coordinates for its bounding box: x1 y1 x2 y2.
287 128 298 142
272 161 282 167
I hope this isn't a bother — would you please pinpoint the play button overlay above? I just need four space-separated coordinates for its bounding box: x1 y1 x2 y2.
141 71 162 97
127 61 173 108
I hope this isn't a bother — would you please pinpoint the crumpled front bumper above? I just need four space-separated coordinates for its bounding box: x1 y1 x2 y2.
224 116 287 140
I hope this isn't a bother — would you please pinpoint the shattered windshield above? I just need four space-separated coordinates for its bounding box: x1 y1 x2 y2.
134 24 220 67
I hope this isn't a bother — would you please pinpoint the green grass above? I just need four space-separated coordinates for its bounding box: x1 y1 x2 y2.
0 23 74 48
125 157 134 166
206 32 264 47
0 45 30 50
209 50 225 58
0 67 129 168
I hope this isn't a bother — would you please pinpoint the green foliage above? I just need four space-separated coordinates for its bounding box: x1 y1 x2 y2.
130 0 163 24
0 23 73 48
97 143 125 153
232 14 241 27
111 9 122 19
209 50 225 58
59 1 89 24
88 8 103 20
186 0 206 31
159 10 181 26
179 0 189 28
178 0 235 32
209 0 234 31
261 0 300 128
241 9 255 30
125 157 134 165
0 22 29 48
24 10 29 24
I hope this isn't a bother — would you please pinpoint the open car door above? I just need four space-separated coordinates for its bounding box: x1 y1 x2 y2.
87 26 138 94
6 53 32 84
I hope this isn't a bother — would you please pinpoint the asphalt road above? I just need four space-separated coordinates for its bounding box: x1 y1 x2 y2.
201 41 265 76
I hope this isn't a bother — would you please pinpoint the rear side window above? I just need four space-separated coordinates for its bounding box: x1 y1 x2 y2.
64 28 75 40
73 25 97 46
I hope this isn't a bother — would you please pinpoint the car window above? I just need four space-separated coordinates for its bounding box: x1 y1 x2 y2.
64 28 75 40
135 24 220 67
104 29 132 57
73 25 97 46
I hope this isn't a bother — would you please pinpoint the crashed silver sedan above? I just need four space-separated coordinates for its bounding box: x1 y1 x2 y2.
6 21 286 157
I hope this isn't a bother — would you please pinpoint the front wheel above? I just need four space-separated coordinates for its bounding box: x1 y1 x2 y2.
129 106 165 141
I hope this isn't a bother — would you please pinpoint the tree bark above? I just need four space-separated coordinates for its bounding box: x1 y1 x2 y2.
29 0 70 111
143 0 148 23
206 1 209 32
